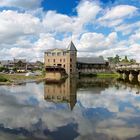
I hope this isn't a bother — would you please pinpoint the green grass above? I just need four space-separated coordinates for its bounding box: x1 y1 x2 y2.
79 72 120 78
96 73 120 78
0 73 44 83
0 75 8 82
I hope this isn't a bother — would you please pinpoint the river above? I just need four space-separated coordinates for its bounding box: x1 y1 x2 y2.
0 77 140 140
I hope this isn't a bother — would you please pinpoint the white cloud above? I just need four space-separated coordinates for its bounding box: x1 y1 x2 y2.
42 1 101 36
0 0 42 9
0 10 41 44
43 11 73 33
100 5 137 20
115 21 140 35
77 1 101 22
0 0 139 61
98 5 138 27
77 32 118 53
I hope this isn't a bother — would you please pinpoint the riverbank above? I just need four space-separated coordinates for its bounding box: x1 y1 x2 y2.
0 72 120 85
0 73 45 85
79 72 120 78
96 73 120 78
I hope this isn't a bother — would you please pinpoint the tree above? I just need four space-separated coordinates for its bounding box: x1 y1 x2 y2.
130 59 136 64
114 55 120 64
121 56 129 63
108 55 120 64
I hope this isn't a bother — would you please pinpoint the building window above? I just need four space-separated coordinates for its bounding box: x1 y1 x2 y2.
52 52 55 56
70 58 72 62
70 69 72 72
46 52 51 56
60 59 62 62
70 64 72 68
63 64 65 68
53 59 55 63
48 59 50 62
57 52 61 56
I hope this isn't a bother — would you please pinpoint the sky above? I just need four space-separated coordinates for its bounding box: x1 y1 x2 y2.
0 0 140 61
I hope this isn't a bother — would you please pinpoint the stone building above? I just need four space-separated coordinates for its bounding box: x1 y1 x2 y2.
44 41 110 78
44 41 77 75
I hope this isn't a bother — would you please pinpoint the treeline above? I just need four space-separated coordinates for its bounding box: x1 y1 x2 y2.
108 55 136 64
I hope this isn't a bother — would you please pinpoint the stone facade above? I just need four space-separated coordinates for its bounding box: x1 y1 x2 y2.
44 41 77 75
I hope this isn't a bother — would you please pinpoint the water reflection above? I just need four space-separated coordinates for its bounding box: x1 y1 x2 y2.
44 78 77 110
117 78 140 94
0 77 140 139
77 77 113 94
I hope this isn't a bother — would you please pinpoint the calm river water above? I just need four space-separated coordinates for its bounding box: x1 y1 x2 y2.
0 77 140 140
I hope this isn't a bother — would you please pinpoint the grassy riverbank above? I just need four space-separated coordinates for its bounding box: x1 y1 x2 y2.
80 73 120 78
96 73 120 78
0 73 45 85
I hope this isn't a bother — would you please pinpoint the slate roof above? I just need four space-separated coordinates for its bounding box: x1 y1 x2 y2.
45 48 67 52
77 57 106 64
67 41 77 51
14 59 26 63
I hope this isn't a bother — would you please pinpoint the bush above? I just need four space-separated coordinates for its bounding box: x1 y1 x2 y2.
0 67 9 72
0 76 8 82
0 67 5 72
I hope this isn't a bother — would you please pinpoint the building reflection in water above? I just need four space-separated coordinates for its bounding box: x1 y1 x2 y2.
44 77 114 110
44 78 77 110
77 77 113 94
116 78 140 94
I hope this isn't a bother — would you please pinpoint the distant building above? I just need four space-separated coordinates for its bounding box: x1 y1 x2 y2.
0 59 43 72
27 61 43 71
14 59 27 72
0 60 14 69
77 56 109 74
44 41 77 75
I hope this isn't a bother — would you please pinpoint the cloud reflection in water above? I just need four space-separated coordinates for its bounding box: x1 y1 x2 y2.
0 78 140 140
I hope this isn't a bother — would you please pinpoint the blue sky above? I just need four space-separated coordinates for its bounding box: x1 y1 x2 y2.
0 0 139 61
41 0 79 15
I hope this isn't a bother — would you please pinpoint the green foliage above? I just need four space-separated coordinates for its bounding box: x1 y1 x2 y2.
130 59 136 64
108 54 120 64
121 55 129 63
0 67 9 72
0 76 8 82
0 67 5 72
12 67 17 72
108 55 136 64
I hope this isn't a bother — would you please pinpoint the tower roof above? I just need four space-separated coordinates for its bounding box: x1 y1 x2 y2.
67 41 77 51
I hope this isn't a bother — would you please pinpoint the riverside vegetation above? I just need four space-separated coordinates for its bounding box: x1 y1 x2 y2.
0 73 45 85
0 71 120 85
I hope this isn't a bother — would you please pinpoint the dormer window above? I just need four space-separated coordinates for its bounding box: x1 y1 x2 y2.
57 52 61 56
63 52 66 56
52 53 55 56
